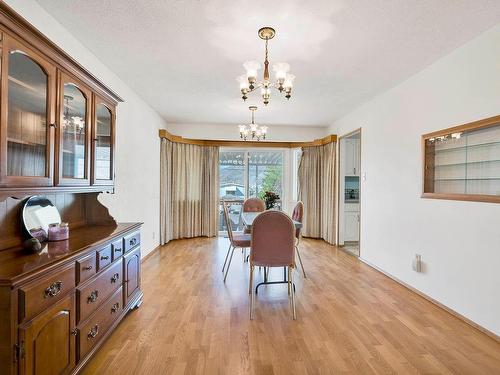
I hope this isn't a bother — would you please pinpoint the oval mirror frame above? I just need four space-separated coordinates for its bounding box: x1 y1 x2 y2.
22 196 62 242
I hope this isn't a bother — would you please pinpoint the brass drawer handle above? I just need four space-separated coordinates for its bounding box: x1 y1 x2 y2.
87 290 99 303
87 325 99 339
129 238 137 246
44 281 62 298
114 248 122 253
111 273 120 283
100 255 109 260
83 265 93 271
111 302 120 313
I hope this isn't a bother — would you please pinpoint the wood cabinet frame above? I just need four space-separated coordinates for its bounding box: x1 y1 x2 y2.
0 33 56 188
0 3 122 195
56 71 92 187
91 96 115 186
421 115 500 203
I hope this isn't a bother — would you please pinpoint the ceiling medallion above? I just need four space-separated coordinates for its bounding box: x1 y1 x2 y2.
237 27 295 106
238 106 268 141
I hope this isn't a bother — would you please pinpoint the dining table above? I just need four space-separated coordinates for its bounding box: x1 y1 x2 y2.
241 212 303 229
241 211 301 293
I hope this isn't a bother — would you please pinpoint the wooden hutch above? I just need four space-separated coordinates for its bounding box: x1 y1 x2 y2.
0 3 143 374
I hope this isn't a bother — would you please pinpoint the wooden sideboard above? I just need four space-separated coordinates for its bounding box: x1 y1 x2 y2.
0 222 143 375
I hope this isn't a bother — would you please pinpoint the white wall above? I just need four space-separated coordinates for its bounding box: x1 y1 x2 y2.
329 25 500 335
168 123 328 142
6 0 167 257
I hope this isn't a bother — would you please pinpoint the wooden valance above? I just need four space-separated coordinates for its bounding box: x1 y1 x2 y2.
158 129 336 148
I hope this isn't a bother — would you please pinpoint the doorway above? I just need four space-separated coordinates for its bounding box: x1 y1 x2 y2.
338 129 361 256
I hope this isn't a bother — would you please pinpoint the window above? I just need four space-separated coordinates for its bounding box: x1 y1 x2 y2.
248 151 283 199
219 149 284 233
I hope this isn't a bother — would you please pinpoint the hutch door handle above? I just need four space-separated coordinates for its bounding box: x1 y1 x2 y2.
71 329 78 336
87 325 99 339
44 281 62 298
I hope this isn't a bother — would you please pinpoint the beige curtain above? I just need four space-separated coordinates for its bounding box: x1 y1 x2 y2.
298 142 336 244
160 139 219 244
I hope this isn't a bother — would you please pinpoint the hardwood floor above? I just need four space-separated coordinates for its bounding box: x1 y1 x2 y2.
82 237 500 374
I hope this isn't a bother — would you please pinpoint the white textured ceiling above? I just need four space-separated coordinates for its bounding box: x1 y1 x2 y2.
36 0 500 126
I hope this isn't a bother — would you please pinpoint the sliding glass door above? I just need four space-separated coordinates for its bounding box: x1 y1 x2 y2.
219 149 284 233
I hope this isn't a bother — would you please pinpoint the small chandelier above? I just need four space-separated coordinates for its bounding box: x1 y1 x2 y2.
237 27 295 106
238 106 268 141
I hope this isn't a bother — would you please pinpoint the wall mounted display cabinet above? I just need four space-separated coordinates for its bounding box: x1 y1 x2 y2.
422 115 500 203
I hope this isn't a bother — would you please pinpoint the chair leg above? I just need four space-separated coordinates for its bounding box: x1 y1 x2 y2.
223 246 236 282
289 266 297 320
222 243 232 273
295 246 307 278
249 265 255 319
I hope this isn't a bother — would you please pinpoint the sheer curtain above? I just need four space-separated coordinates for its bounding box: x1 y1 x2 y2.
298 142 336 244
160 139 219 244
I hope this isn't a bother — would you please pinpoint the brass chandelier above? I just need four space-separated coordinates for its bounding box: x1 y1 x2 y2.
238 106 268 141
237 27 295 106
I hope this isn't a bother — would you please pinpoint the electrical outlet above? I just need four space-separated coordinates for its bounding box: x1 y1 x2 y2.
412 254 422 272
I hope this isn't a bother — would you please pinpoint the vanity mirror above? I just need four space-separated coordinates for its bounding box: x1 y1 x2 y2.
22 196 62 241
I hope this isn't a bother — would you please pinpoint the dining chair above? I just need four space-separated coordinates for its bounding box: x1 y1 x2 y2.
222 202 251 282
243 197 266 212
242 198 265 234
292 201 307 278
249 211 297 319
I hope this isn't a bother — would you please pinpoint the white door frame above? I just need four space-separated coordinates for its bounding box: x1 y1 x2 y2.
336 128 362 256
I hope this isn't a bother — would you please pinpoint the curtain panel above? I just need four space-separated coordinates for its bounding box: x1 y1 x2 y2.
298 142 336 245
160 139 219 244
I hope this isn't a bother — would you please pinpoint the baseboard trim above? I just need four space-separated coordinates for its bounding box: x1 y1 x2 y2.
359 257 500 344
141 245 161 263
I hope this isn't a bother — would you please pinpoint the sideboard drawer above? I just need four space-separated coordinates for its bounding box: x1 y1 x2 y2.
77 261 122 323
76 252 97 285
19 264 75 322
123 231 140 253
78 286 123 360
111 239 124 261
96 244 112 271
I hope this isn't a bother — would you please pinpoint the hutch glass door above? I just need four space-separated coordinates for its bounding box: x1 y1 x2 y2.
2 36 55 186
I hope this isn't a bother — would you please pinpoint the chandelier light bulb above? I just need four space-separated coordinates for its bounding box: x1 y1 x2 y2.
243 60 261 81
236 75 249 91
260 126 268 134
273 62 290 83
283 73 296 89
